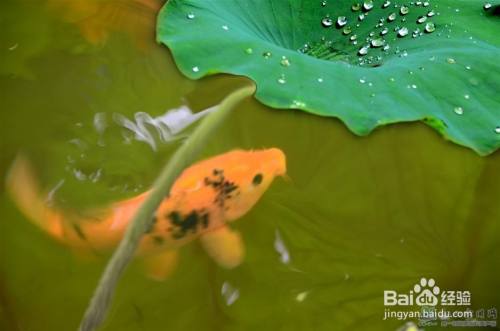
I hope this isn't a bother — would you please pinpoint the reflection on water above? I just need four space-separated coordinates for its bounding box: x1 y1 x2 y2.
113 105 216 150
221 281 240 306
274 229 291 264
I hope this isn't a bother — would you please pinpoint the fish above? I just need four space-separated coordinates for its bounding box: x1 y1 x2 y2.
46 0 163 48
6 148 286 280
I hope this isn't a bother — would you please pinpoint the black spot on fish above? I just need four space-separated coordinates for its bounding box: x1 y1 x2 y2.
203 170 240 208
152 236 164 245
71 223 87 241
168 210 210 239
167 211 182 224
252 173 263 186
201 213 209 228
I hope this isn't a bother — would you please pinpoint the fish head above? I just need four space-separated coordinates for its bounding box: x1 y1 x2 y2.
221 148 286 222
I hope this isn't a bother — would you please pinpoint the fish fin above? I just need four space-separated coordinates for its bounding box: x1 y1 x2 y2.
6 154 65 240
142 250 178 281
6 154 46 224
199 226 245 269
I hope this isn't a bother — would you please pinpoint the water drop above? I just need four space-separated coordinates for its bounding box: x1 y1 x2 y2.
359 14 366 21
337 16 348 27
277 75 286 84
380 27 389 35
417 16 427 24
245 48 253 54
292 100 306 108
495 126 500 134
371 38 385 48
400 6 409 15
352 3 361 11
280 56 291 67
453 107 464 115
358 45 369 56
424 22 435 33
350 34 358 41
343 26 352 35
321 17 333 27
263 51 272 59
388 13 397 22
359 78 366 83
363 0 374 11
383 44 391 51
317 77 324 83
447 58 456 64
192 66 199 72
321 0 327 7
186 13 195 19
397 27 409 37
222 25 229 31
484 3 492 10
382 1 391 8
464 94 470 100
427 10 435 17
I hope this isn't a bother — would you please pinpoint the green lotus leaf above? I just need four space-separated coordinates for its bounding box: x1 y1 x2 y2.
157 0 500 155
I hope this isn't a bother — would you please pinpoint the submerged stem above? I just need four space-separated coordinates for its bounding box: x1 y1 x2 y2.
78 85 256 331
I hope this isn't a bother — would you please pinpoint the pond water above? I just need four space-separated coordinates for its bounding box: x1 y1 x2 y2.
1 1 499 330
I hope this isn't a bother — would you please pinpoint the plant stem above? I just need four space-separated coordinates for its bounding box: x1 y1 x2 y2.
78 85 256 331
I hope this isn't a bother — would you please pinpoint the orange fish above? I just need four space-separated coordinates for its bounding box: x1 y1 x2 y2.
6 149 286 279
47 0 163 48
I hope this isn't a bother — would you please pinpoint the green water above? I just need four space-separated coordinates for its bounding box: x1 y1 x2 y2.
1 1 499 330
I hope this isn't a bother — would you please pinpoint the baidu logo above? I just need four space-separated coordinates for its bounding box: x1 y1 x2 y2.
384 277 454 307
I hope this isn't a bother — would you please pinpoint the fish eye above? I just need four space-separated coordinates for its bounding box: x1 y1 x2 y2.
252 173 263 186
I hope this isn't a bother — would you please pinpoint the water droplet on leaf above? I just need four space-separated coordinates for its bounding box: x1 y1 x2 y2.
358 45 369 56
363 0 374 11
371 38 385 48
352 3 361 11
397 27 409 37
321 17 333 27
337 16 347 27
454 106 464 115
424 22 435 33
280 56 291 67
417 16 427 24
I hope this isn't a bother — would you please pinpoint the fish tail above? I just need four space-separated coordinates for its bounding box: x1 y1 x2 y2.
6 154 65 240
